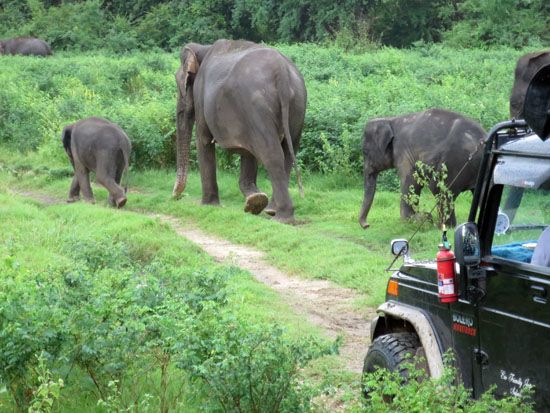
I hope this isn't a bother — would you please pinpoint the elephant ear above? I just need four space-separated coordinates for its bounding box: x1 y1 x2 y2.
375 121 395 154
176 47 199 98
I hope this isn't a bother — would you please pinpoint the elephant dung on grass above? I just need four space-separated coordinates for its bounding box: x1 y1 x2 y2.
358 108 486 229
172 39 306 224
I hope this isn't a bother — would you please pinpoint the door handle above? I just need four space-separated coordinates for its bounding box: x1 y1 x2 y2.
530 285 547 304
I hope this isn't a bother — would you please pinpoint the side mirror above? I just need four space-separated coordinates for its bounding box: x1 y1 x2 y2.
391 239 409 257
454 222 481 267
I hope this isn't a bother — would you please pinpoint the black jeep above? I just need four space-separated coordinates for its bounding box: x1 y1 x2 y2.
363 66 550 410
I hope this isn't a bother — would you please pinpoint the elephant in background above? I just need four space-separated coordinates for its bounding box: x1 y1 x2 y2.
62 117 131 208
509 51 550 121
358 108 486 229
173 39 306 224
0 37 52 56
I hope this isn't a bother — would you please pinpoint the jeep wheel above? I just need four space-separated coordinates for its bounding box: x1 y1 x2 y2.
362 332 421 397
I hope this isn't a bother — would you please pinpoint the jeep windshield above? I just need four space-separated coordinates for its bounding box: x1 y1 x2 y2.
490 134 550 269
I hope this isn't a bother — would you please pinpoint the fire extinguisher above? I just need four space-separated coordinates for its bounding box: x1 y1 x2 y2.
437 231 458 303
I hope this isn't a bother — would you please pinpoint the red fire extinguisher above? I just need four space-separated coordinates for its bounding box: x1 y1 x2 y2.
437 231 458 303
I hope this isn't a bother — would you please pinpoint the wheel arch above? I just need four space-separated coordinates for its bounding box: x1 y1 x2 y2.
370 301 444 378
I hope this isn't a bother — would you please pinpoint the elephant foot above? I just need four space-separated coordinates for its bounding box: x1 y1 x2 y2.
273 215 297 225
264 201 276 216
116 196 127 208
66 196 80 203
83 197 95 204
244 192 268 215
360 222 370 229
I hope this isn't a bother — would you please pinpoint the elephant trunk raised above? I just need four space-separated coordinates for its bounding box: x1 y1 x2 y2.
172 47 200 198
359 171 379 229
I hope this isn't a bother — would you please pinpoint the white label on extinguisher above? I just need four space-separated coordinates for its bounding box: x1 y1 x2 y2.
438 278 455 295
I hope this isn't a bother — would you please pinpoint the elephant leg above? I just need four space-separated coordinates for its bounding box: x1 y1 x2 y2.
239 154 268 215
196 128 219 205
97 172 126 208
265 139 294 217
429 180 458 228
400 173 421 220
74 163 94 204
67 175 80 203
260 146 294 224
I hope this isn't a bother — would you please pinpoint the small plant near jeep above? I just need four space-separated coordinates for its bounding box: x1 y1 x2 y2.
403 161 455 229
362 352 534 412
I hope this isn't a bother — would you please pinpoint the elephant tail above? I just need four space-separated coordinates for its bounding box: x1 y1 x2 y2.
61 125 75 168
279 68 304 198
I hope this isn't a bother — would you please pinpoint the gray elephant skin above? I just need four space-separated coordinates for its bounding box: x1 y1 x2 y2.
358 108 486 229
509 51 550 120
172 39 306 224
62 117 131 208
0 37 52 56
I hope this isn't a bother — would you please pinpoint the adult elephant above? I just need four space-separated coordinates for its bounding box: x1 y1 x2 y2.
172 39 306 224
0 37 52 56
62 117 131 208
509 51 550 121
358 109 486 229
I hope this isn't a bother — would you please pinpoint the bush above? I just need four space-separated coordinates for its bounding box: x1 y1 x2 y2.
178 315 338 412
362 352 535 412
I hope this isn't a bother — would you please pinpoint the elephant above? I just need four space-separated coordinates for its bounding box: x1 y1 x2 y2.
172 39 306 224
509 51 550 121
62 117 131 208
0 37 52 56
358 108 486 229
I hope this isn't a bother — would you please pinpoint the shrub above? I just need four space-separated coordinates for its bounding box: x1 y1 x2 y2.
362 352 535 412
178 314 338 413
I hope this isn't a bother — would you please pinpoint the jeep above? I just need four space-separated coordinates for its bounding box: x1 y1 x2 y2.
363 65 550 410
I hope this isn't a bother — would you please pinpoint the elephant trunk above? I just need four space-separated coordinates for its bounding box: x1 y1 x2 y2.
172 96 194 198
359 171 379 229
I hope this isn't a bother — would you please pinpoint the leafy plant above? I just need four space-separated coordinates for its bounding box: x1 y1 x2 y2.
403 161 455 228
362 352 535 412
28 352 64 413
179 315 339 413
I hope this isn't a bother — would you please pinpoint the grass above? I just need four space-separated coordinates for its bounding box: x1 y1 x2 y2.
0 187 339 411
0 148 474 308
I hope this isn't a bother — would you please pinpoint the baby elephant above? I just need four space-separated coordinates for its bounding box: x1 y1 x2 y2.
62 117 131 208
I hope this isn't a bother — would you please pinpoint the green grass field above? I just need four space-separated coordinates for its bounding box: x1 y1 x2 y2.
0 43 531 411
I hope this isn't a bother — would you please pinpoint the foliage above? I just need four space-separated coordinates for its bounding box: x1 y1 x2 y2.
28 353 64 413
362 352 535 412
443 0 550 49
402 161 455 229
0 0 548 50
0 194 334 411
179 315 338 412
0 45 524 173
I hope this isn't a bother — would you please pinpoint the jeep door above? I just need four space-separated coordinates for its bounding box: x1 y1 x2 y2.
477 185 550 409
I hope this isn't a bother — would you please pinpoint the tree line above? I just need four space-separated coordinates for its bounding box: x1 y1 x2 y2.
1 0 548 51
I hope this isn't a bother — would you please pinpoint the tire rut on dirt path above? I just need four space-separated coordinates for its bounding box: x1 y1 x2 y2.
10 189 374 373
153 214 374 373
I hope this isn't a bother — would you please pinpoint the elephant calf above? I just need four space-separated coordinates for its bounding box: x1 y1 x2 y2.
0 37 52 56
62 117 131 208
359 108 486 229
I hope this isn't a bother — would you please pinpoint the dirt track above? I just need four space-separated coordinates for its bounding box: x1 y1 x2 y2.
14 190 374 372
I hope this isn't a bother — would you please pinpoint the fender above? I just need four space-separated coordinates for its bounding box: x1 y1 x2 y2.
372 301 444 378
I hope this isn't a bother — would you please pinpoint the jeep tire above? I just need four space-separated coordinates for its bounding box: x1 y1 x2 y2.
362 332 421 397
